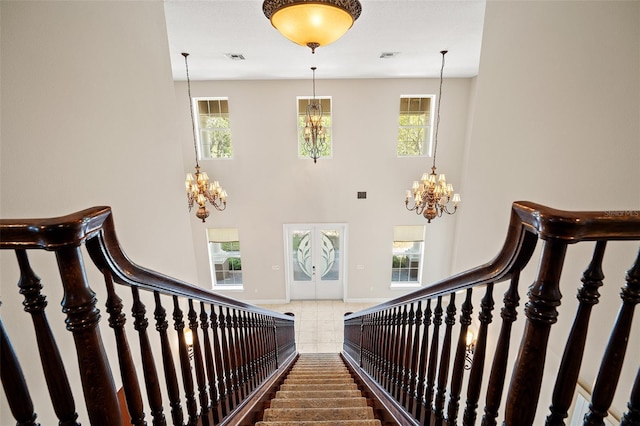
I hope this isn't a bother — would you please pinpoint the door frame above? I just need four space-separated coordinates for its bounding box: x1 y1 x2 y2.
283 223 348 301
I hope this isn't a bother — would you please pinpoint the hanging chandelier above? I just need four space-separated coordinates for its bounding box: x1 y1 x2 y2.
262 0 362 54
405 50 460 223
304 66 327 163
182 52 227 222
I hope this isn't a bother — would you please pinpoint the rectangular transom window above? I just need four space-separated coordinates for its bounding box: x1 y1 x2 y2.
297 97 332 159
391 225 425 285
196 98 233 159
397 96 433 157
207 228 242 288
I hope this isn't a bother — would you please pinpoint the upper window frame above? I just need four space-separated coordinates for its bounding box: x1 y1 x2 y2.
194 97 233 160
397 95 435 158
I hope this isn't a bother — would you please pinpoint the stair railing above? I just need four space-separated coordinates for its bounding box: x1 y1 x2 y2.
0 206 296 425
343 201 640 426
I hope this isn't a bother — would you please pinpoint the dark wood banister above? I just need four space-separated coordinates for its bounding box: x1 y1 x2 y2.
1 206 296 426
342 201 640 426
346 201 640 318
0 206 289 319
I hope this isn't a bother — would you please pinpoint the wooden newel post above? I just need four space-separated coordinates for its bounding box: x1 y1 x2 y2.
504 239 567 426
55 245 122 426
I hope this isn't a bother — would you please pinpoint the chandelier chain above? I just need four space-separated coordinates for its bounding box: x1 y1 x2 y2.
432 50 446 170
183 52 199 169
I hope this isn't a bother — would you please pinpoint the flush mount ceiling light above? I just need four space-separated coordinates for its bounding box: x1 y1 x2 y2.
262 0 362 53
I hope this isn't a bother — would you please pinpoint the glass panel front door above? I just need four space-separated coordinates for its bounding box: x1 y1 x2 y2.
285 224 346 300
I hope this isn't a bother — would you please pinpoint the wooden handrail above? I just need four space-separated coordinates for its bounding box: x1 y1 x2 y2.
1 206 296 425
343 201 640 426
346 201 640 318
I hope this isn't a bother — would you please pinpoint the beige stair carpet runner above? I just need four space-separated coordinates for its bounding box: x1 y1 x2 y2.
257 353 381 425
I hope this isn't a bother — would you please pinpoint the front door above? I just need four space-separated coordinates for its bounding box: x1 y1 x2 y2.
284 224 346 300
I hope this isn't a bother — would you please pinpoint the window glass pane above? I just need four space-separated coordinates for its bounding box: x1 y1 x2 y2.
208 227 242 287
292 230 312 281
397 96 432 157
391 226 425 283
196 98 233 159
320 229 339 281
297 96 332 159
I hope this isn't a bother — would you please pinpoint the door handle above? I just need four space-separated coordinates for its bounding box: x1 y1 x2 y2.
312 265 316 275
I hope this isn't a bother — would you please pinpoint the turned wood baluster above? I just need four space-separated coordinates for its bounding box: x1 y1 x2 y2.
584 249 640 425
218 306 235 411
401 303 416 410
173 296 197 426
233 309 247 400
131 287 166 426
226 307 241 403
385 307 399 393
359 315 369 370
377 309 387 387
407 301 423 416
104 272 146 425
424 296 443 423
15 250 80 426
251 313 265 383
188 300 209 426
210 306 228 417
269 316 278 370
505 239 567 425
244 311 257 392
414 298 432 422
448 289 474 426
435 293 457 426
620 367 640 426
393 305 408 401
481 274 520 426
546 242 607 426
372 311 384 383
153 292 184 426
55 245 122 425
0 314 40 426
199 303 219 424
463 283 495 426
261 314 271 376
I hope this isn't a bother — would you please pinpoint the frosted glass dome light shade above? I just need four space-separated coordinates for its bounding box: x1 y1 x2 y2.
263 0 362 53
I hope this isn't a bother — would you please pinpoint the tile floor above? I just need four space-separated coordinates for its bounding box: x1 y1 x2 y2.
259 300 374 353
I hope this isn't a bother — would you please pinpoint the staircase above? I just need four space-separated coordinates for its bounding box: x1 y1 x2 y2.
256 354 382 425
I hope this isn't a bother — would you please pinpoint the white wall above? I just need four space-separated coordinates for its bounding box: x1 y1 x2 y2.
1 1 197 423
453 0 640 422
176 77 472 303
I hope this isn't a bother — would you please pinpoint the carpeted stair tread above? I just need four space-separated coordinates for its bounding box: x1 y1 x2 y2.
275 390 363 399
270 397 368 408
262 406 375 421
284 377 354 384
260 354 380 424
256 421 381 426
279 383 358 391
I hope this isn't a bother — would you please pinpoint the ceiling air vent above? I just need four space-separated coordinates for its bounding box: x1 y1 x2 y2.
225 53 246 61
379 52 400 59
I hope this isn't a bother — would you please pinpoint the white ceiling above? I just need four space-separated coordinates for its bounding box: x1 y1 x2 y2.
164 0 486 81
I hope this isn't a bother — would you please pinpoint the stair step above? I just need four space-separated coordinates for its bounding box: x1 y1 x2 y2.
263 406 375 422
256 421 382 426
284 378 354 384
275 390 363 399
279 383 358 391
270 397 368 409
